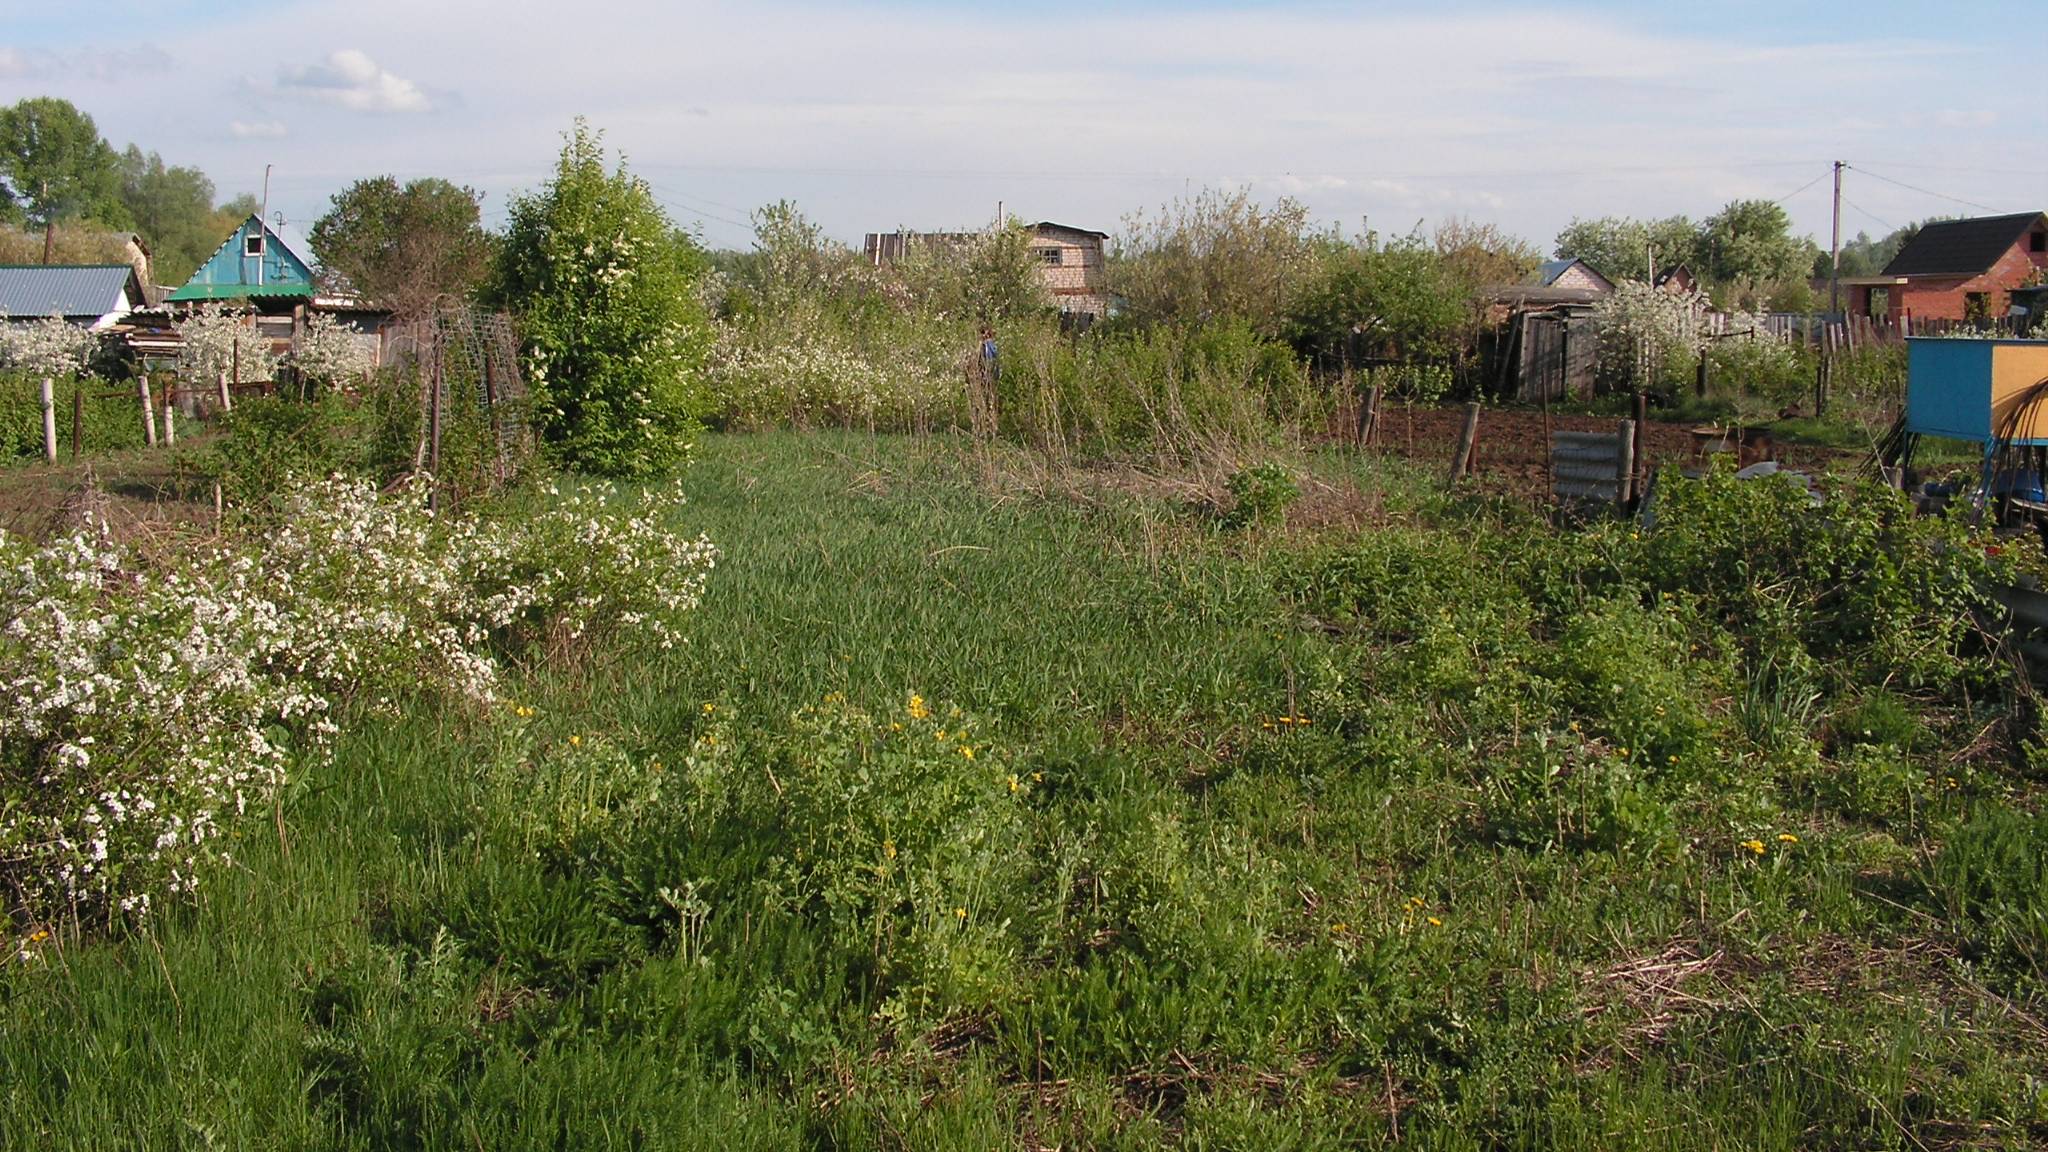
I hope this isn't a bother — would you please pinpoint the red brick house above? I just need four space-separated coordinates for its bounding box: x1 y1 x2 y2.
1846 212 2048 324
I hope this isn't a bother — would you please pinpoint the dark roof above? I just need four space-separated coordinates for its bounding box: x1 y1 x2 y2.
1882 212 2046 278
1031 221 1109 240
0 264 144 320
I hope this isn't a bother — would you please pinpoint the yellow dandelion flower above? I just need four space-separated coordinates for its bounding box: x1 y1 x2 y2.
1777 833 1799 843
883 840 897 859
569 735 582 747
963 746 977 761
29 929 49 942
936 729 948 742
1007 774 1019 792
954 907 966 920
1031 771 1044 782
1427 917 1443 927
702 702 715 715
889 721 904 732
1740 839 1765 855
1331 922 1348 934
907 694 930 720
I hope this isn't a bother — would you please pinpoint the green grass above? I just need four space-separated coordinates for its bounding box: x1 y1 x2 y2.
2 431 2044 1149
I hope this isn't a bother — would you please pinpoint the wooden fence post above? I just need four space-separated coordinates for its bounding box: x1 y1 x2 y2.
160 384 176 447
217 369 232 414
1631 391 1648 495
40 377 57 463
1615 419 1636 510
71 387 83 459
139 375 158 447
1448 401 1481 484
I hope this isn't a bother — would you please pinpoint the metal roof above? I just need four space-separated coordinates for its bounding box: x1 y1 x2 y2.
1883 212 2046 278
0 264 140 320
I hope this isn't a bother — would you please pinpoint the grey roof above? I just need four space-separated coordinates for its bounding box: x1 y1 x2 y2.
1883 212 2046 278
1032 221 1109 240
0 264 141 320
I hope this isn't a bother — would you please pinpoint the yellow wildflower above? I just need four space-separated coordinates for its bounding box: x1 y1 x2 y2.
569 735 582 747
883 840 896 859
1007 773 1018 792
907 694 930 720
1427 917 1443 927
954 907 966 920
702 702 715 715
936 729 948 742
963 746 976 761
1740 839 1766 855
1777 833 1799 844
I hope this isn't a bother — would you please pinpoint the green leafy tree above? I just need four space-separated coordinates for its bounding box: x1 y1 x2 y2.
1553 215 1700 284
310 176 494 316
116 147 222 284
487 120 709 476
1110 188 1317 336
1283 233 1466 364
0 98 126 263
1816 221 1934 280
894 219 1049 324
1699 199 1818 307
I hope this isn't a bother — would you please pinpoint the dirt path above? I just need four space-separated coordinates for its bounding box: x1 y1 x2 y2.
1363 404 1855 501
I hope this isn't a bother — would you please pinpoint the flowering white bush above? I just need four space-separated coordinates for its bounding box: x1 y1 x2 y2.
706 318 962 430
288 311 372 389
3 475 716 954
1592 281 1789 391
175 303 277 386
0 314 94 379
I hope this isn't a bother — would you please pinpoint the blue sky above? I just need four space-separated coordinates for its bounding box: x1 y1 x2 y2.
3 1 2044 254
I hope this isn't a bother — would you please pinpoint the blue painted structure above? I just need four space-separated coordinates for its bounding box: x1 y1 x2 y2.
1907 337 2048 446
168 215 319 303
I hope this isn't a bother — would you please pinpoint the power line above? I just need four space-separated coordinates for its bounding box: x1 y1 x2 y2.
1771 170 1829 206
1845 164 2007 215
1840 196 1896 234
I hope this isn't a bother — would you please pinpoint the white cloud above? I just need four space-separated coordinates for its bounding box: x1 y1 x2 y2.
277 49 433 114
229 119 288 139
14 4 2040 250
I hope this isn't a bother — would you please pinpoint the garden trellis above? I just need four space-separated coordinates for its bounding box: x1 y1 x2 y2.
383 303 533 496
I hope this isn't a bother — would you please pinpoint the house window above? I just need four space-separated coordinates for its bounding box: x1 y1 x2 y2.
244 233 265 257
1965 292 1990 325
2031 231 2046 254
1034 247 1063 266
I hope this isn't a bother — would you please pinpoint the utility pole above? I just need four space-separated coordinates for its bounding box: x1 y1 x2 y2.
1829 160 1844 316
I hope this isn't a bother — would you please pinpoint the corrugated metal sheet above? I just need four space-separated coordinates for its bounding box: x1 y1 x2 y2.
1553 431 1626 504
0 264 135 320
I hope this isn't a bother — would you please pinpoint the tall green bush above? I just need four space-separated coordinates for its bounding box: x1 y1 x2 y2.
489 120 709 476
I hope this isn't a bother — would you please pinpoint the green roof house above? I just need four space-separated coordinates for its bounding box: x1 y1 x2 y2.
168 214 318 305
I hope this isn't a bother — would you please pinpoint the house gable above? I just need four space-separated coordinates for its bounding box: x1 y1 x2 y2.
1535 258 1614 295
169 215 319 303
1883 213 2047 279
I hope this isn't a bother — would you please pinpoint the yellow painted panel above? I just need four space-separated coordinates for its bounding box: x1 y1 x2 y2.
1991 345 2048 440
